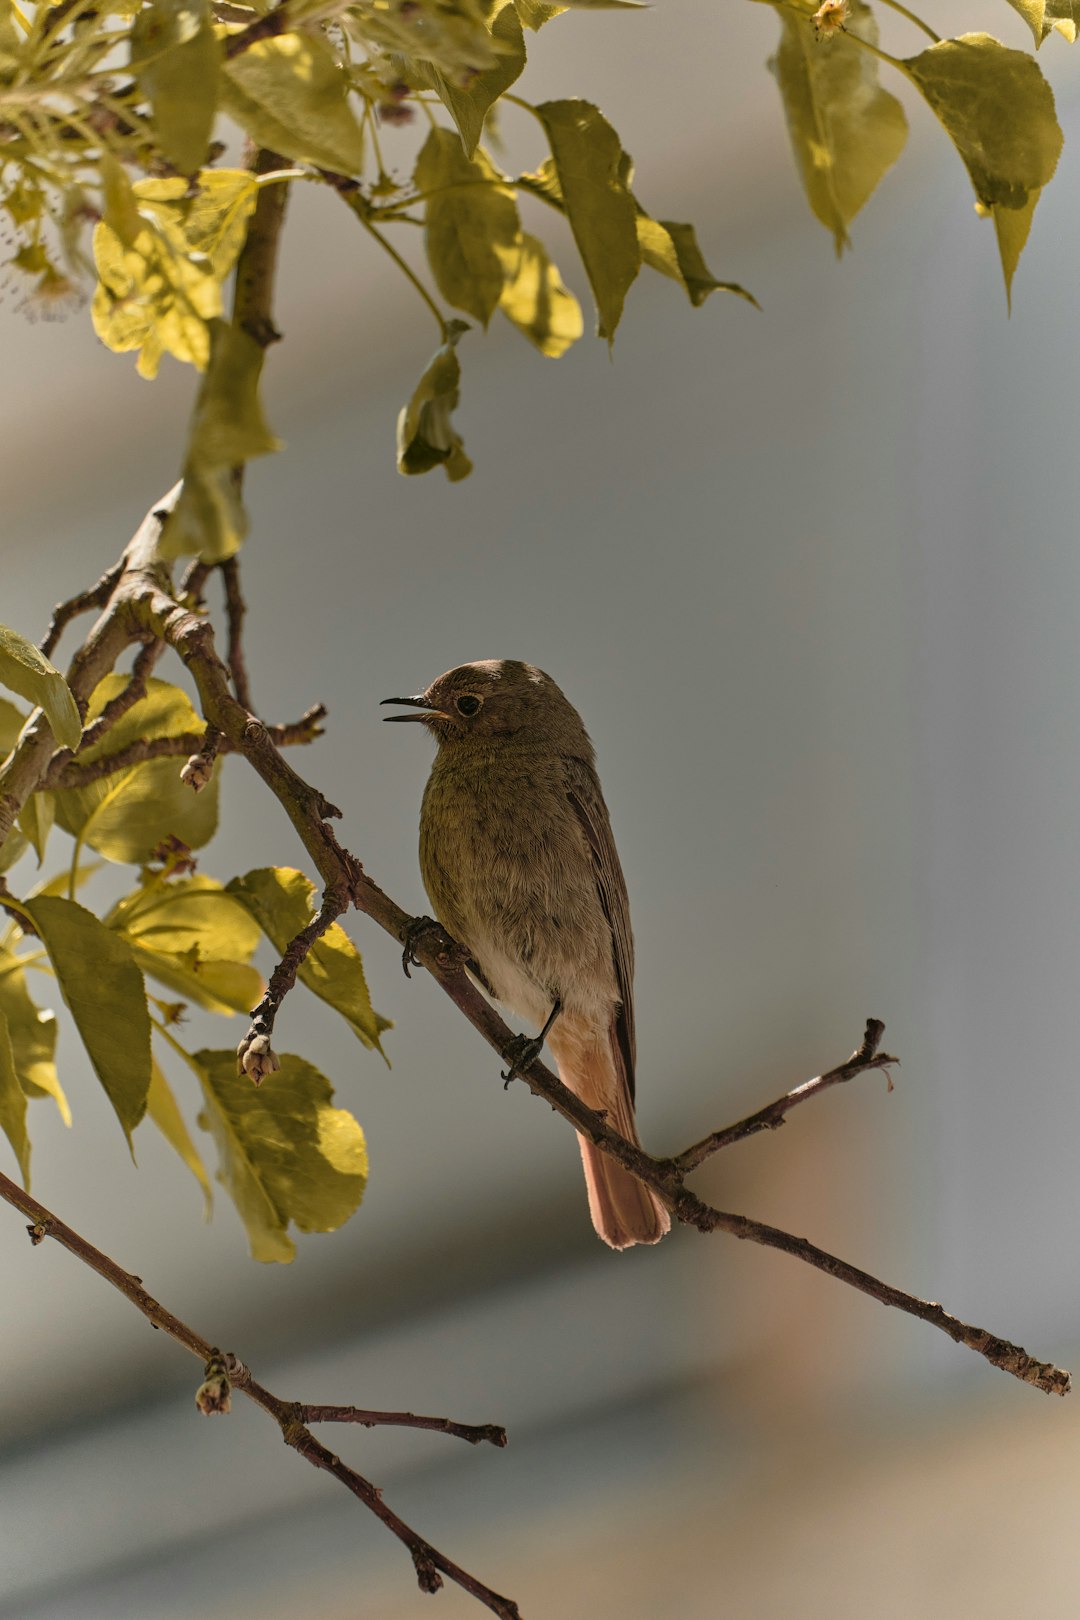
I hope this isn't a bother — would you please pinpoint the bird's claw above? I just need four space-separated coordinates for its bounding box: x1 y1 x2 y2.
501 1034 543 1089
401 915 447 978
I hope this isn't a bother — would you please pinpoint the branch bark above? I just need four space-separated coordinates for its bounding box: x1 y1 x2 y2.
0 1169 519 1618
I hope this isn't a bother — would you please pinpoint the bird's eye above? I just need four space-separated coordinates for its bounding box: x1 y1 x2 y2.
456 694 482 717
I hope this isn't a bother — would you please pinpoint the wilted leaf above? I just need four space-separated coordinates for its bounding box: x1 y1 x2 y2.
636 215 758 309
0 626 81 750
131 0 220 173
533 99 640 340
397 322 473 482
24 896 151 1145
902 33 1061 290
226 867 388 1052
420 0 526 158
195 1048 368 1262
0 1008 30 1184
110 872 263 1015
17 793 54 866
499 232 582 356
417 128 521 325
0 950 66 1123
53 675 220 863
146 1056 212 1211
768 0 908 254
223 33 365 173
161 321 281 562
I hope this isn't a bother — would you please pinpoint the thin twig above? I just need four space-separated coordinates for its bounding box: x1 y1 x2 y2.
220 558 254 711
42 705 327 789
674 1017 898 1174
39 558 124 659
0 1170 518 1619
299 1404 507 1446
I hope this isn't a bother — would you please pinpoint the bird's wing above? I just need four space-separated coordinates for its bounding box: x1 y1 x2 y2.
564 756 637 1100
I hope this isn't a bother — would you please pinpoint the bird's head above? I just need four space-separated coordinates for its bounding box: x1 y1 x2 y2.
382 659 591 753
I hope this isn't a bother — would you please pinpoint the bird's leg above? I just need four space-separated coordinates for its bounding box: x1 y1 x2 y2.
501 999 562 1089
400 915 461 978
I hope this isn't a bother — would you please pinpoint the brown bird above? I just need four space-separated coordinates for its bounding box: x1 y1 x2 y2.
383 659 670 1249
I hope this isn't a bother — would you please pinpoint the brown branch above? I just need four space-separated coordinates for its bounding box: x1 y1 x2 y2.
674 1017 898 1174
224 2 293 60
41 706 327 789
220 557 253 711
298 1404 507 1446
40 558 125 659
0 1170 519 1618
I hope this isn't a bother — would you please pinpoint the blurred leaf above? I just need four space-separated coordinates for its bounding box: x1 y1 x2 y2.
0 831 27 875
99 152 142 247
0 697 26 756
768 0 907 255
110 871 263 1015
161 321 281 562
397 322 473 482
17 793 54 867
226 867 388 1052
0 626 81 750
0 949 66 1123
636 215 758 309
223 33 365 172
989 188 1039 309
419 0 526 158
0 1007 30 1184
499 232 582 356
195 1048 368 1263
146 1056 212 1212
533 99 640 340
24 896 150 1145
514 0 564 26
54 676 219 863
131 0 220 173
417 128 521 325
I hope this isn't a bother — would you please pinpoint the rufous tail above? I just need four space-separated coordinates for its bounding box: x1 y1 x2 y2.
549 1026 670 1251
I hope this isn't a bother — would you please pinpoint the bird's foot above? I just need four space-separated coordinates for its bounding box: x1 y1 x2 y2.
400 915 458 978
501 1033 545 1089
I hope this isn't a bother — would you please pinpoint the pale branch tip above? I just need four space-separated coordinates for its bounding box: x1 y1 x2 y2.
0 1168 520 1618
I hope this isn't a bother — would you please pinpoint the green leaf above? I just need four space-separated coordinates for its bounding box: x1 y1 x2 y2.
768 0 908 255
0 1007 30 1184
417 128 521 325
499 232 582 356
195 1048 367 1263
0 949 67 1123
99 152 142 248
635 215 758 309
17 793 54 867
533 99 640 341
1005 0 1080 45
24 896 151 1145
109 872 263 1016
146 1056 212 1212
420 0 526 158
54 676 220 864
226 867 388 1052
131 0 220 173
161 320 281 562
902 34 1062 289
514 0 564 26
0 696 27 756
222 33 365 173
0 626 81 750
397 322 473 482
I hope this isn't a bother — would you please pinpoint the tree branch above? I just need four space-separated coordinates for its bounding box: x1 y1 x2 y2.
0 1170 519 1618
41 705 327 789
220 557 253 711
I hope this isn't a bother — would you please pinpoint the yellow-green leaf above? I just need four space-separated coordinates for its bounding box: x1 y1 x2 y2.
420 0 526 158
902 34 1061 291
0 697 27 756
110 872 263 1015
24 895 151 1145
417 128 521 326
131 0 220 173
768 0 908 255
499 232 582 357
226 867 388 1052
1005 0 1080 45
161 320 281 562
17 792 54 866
0 1007 30 1185
533 99 640 341
0 947 66 1123
146 1056 212 1212
514 0 564 26
222 33 365 173
636 214 759 310
195 1048 367 1263
99 152 142 248
397 322 473 482
0 625 81 750
53 675 220 864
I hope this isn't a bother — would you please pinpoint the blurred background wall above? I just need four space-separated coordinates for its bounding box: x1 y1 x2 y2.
3 2 1080 1616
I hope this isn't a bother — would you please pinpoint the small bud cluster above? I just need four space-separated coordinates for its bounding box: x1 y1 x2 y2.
195 1351 232 1416
237 1030 281 1085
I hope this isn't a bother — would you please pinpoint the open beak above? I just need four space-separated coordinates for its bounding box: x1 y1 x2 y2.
381 695 437 723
